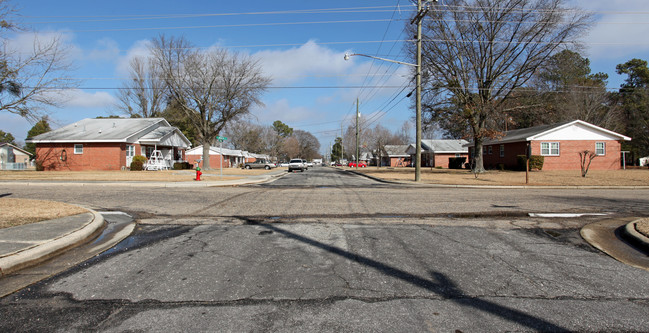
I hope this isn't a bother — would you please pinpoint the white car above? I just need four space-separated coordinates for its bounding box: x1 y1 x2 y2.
288 159 306 172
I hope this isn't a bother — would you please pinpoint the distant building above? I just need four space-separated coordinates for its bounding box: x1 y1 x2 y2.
382 145 411 167
407 140 469 168
26 118 191 171
0 143 33 170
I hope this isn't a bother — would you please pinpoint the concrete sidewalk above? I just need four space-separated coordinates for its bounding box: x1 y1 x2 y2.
0 210 104 277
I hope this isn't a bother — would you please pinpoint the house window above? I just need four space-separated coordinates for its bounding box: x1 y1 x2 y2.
595 142 606 156
541 142 560 156
488 146 493 155
126 145 135 158
483 146 487 154
74 144 83 154
500 145 505 157
455 153 462 158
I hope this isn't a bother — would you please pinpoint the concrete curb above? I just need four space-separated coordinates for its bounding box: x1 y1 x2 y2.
622 220 649 253
0 208 105 277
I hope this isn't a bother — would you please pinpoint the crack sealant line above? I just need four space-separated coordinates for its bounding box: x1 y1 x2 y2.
528 213 610 218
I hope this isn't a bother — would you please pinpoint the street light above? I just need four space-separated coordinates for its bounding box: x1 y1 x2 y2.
343 50 422 182
343 53 417 68
343 0 433 182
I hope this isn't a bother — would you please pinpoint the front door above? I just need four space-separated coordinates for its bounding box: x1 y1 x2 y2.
126 145 135 167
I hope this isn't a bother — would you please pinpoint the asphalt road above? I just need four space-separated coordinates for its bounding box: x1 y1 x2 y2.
1 167 648 331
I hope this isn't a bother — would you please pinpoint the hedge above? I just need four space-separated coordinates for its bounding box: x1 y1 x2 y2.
516 155 544 171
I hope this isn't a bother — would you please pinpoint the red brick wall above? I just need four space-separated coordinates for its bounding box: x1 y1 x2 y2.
388 156 410 167
531 140 622 170
186 153 231 169
36 143 125 171
433 153 468 168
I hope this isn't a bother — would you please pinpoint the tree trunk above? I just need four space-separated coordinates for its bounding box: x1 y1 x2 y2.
473 139 485 173
202 142 211 170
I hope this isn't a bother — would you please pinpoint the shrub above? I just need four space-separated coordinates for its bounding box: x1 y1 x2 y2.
448 157 466 169
173 162 191 170
130 160 143 171
516 155 544 171
133 155 147 164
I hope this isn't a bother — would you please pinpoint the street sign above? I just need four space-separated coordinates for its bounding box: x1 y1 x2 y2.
216 136 227 142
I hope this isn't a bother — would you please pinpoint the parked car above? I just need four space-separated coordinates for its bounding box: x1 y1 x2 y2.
288 159 306 172
243 160 276 170
306 161 314 168
279 162 289 167
302 159 309 169
347 161 367 168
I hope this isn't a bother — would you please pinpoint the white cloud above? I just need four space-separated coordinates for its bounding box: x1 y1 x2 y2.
87 38 121 62
251 98 324 125
6 30 82 61
253 40 382 86
115 39 154 76
571 0 649 60
60 89 117 108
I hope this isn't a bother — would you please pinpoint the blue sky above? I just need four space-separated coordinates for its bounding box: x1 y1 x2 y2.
2 0 649 153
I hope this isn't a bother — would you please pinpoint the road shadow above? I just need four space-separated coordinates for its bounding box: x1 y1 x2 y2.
240 217 567 331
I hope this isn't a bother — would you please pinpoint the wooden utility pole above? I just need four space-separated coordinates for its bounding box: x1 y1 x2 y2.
356 98 360 170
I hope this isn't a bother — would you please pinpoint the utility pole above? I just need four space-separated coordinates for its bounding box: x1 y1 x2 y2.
356 98 360 170
340 123 344 164
413 0 428 182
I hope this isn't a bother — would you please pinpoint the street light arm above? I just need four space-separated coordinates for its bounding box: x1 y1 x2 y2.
344 53 418 67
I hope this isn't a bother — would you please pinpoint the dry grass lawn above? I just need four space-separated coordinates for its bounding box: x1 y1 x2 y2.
0 198 87 229
0 168 280 182
351 167 649 187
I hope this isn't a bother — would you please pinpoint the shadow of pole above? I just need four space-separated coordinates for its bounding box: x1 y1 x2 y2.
242 218 567 331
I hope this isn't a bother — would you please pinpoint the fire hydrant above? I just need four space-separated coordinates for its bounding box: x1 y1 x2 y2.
195 167 202 181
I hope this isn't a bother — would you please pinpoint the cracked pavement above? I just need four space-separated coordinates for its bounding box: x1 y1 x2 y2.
1 167 649 331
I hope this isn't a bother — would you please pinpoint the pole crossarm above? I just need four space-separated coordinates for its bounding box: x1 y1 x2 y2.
344 53 417 68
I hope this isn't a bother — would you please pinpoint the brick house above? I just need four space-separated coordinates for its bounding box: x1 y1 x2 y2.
466 120 631 170
406 140 469 168
382 145 411 167
27 118 192 171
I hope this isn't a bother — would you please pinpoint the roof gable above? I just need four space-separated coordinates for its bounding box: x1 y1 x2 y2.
529 120 631 141
0 143 33 156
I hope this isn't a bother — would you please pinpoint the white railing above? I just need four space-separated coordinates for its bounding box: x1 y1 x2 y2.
1 162 28 170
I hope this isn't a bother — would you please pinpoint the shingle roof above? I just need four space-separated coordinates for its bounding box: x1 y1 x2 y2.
27 118 168 143
421 140 469 153
383 145 410 157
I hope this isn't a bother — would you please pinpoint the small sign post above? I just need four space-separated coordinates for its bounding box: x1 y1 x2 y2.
216 136 227 178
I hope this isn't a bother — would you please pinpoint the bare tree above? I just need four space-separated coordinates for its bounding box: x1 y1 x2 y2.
412 0 591 172
116 56 166 118
579 150 597 177
151 35 271 169
0 1 77 122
